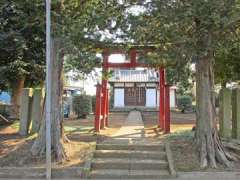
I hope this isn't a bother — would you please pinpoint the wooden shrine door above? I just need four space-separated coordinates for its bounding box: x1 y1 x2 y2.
125 87 146 106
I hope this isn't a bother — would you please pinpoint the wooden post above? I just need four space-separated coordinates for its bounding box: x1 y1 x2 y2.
164 85 170 133
95 84 102 132
159 68 165 130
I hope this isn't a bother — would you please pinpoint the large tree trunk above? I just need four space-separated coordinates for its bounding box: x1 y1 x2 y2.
195 55 231 168
10 77 25 119
31 38 68 162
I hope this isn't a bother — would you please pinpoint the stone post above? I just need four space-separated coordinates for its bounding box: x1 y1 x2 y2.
31 88 44 133
232 88 240 139
219 88 232 138
95 84 102 132
19 88 33 136
68 96 74 118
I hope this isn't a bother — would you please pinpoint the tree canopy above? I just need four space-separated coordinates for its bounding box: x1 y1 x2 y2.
215 33 240 86
0 0 46 91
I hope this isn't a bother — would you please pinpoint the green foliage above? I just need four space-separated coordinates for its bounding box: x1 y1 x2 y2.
215 40 240 86
106 0 240 86
137 52 177 68
1 0 116 92
167 63 194 95
52 0 115 78
10 121 20 130
177 95 193 113
73 94 92 118
0 1 45 90
102 70 114 80
64 53 101 75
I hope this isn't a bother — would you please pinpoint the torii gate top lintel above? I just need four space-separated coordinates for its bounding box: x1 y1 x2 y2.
102 47 154 69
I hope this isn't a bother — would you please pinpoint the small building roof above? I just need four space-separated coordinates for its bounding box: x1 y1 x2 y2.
64 86 84 91
109 69 158 83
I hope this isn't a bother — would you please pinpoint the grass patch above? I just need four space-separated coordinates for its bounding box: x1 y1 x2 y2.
164 129 199 171
166 129 194 141
64 126 93 133
26 133 38 140
9 120 93 134
10 121 20 131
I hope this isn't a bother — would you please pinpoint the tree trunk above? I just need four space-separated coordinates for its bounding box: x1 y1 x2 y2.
195 55 231 168
31 38 68 162
10 77 25 119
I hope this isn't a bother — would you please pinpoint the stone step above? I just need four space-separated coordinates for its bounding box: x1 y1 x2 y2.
90 169 171 179
91 158 168 170
96 144 165 151
94 150 167 160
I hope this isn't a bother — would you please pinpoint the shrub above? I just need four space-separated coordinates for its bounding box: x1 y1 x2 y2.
0 104 10 118
177 95 192 113
73 94 92 118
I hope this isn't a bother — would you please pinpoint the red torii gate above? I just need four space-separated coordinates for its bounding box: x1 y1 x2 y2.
94 48 170 133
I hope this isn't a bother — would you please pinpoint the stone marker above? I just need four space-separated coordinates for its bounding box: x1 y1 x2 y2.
232 88 240 139
19 88 33 136
219 88 232 138
31 88 44 133
68 96 74 118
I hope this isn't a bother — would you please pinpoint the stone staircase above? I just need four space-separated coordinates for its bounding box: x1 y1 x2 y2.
88 142 176 179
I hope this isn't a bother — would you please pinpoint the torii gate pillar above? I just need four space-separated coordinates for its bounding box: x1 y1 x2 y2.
100 51 109 130
159 68 165 129
95 84 102 132
158 68 170 133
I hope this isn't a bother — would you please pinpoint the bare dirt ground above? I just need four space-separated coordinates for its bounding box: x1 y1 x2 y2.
1 111 239 173
142 111 240 172
142 111 196 138
0 112 128 168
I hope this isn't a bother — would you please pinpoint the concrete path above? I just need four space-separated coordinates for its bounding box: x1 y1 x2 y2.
104 110 145 144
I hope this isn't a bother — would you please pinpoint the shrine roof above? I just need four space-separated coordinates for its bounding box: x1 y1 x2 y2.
109 69 158 83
